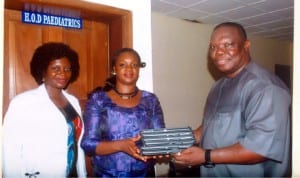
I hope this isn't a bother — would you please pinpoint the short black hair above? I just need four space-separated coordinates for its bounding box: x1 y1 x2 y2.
30 42 80 85
213 22 247 40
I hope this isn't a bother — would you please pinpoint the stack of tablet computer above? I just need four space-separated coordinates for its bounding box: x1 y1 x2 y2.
140 127 196 156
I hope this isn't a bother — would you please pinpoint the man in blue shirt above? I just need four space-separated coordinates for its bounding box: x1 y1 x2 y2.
173 22 291 177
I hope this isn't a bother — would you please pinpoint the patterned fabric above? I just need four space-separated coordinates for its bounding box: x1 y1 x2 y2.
81 90 165 177
60 103 83 177
66 121 76 176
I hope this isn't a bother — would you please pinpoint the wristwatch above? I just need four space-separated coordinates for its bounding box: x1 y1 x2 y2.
204 149 215 168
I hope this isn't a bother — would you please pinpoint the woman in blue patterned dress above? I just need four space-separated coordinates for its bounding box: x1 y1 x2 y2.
81 48 165 177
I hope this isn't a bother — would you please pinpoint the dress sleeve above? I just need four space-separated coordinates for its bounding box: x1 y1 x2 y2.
151 94 165 129
80 92 103 156
239 85 291 162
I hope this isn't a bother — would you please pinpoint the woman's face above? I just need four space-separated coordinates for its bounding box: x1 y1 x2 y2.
43 57 72 90
114 52 140 86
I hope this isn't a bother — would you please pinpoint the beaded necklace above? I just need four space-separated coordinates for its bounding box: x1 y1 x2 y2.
113 87 139 99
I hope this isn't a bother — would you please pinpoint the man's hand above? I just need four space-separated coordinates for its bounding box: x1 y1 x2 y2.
172 146 205 166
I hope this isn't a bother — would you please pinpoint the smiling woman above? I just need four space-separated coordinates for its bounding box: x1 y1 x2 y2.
2 42 87 177
80 48 166 177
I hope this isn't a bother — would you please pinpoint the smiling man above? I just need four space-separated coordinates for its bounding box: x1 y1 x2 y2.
173 22 291 177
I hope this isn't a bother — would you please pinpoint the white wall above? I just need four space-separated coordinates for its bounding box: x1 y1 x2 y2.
250 36 293 72
152 13 214 129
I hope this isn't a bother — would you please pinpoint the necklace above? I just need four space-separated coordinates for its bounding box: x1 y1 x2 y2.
113 87 139 99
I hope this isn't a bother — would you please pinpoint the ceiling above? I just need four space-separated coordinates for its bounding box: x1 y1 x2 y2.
151 0 294 41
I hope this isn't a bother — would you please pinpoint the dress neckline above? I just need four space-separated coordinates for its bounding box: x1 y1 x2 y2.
104 90 144 109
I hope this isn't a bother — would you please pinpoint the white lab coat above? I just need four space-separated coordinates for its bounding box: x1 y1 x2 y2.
2 84 87 178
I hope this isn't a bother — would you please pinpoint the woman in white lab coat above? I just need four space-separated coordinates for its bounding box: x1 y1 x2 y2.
2 42 87 178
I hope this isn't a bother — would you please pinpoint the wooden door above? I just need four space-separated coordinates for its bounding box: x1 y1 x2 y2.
3 9 109 113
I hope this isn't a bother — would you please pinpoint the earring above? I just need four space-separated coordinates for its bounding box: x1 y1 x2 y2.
111 71 116 75
140 62 146 68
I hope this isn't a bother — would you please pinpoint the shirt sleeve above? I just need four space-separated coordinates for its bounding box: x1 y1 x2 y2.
239 85 291 162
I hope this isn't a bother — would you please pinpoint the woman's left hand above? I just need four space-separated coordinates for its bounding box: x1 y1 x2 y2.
120 135 147 162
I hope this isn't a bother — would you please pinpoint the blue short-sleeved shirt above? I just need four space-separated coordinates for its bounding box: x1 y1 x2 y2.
81 90 165 177
201 61 291 177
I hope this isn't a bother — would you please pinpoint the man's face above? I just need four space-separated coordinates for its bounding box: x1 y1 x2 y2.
209 26 250 78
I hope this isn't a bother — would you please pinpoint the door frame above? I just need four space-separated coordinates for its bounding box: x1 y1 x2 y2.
5 0 133 57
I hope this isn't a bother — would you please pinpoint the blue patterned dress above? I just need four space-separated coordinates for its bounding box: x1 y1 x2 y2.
81 90 165 177
59 103 83 177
